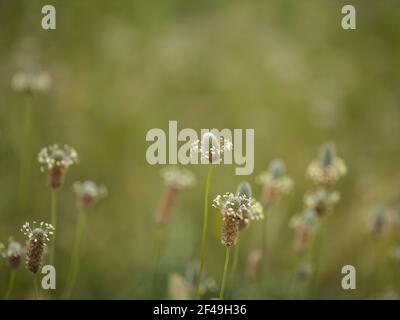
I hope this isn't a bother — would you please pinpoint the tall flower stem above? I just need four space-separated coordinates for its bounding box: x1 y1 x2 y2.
64 206 86 299
230 240 240 284
219 247 231 299
34 274 39 300
195 164 213 299
307 221 324 299
4 271 16 300
151 225 167 298
260 206 270 297
19 95 33 213
50 190 57 266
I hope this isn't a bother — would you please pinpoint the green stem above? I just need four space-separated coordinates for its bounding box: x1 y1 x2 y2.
4 270 16 300
228 240 240 298
19 95 33 213
50 190 57 266
307 222 323 299
151 225 167 298
260 206 269 297
34 273 39 300
195 164 213 300
219 247 231 299
64 206 86 299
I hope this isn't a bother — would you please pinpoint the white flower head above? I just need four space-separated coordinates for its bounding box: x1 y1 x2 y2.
11 69 52 93
21 221 55 244
190 132 232 164
213 192 263 221
73 180 108 209
161 166 196 189
38 144 78 172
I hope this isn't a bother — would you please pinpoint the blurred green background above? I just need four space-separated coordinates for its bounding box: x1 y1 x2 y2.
0 0 399 299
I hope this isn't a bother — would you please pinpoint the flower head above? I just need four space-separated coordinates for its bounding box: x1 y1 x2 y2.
0 238 23 270
38 144 78 189
190 132 232 164
74 181 107 209
21 221 54 273
257 159 293 205
296 263 313 281
11 68 52 93
290 209 319 252
369 207 396 236
161 166 196 189
307 143 347 187
213 192 263 246
245 248 262 280
304 189 340 216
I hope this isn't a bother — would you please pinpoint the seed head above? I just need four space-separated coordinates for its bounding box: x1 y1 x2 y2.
190 132 232 164
307 143 346 187
214 192 263 246
11 68 52 94
74 180 107 209
21 221 54 273
38 144 78 189
304 189 340 216
257 159 293 205
0 237 23 270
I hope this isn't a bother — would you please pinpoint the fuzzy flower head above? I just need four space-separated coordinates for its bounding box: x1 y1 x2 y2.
213 192 263 246
161 166 196 189
304 189 340 216
11 68 52 94
190 132 232 164
307 143 347 187
73 181 107 209
21 222 54 274
235 181 263 230
369 207 397 236
0 237 23 270
290 209 319 252
257 159 293 205
38 144 78 189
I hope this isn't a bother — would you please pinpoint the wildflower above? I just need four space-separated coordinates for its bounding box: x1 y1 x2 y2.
73 180 107 209
168 273 192 300
307 143 347 187
304 189 340 216
11 68 52 94
38 144 78 189
257 159 293 206
190 132 232 164
290 209 319 252
296 263 313 281
213 192 263 246
0 238 23 270
21 221 54 273
370 207 394 236
154 166 195 225
245 248 262 280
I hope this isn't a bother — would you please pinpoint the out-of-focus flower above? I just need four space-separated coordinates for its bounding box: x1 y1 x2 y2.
154 166 195 225
11 69 52 93
73 181 107 209
245 248 262 280
257 159 293 206
213 192 263 246
190 132 232 164
307 143 346 187
185 261 216 297
304 189 340 216
38 144 78 189
393 247 400 266
290 209 319 252
370 207 397 236
296 263 313 281
168 273 192 300
0 238 23 270
21 221 54 273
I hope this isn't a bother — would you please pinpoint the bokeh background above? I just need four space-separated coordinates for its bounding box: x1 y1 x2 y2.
0 0 399 299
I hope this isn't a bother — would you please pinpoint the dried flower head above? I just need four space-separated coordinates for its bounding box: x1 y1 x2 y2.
190 132 232 164
21 221 54 273
73 180 107 209
0 237 23 270
290 209 319 252
11 68 52 93
213 192 263 246
154 167 195 225
304 189 340 216
161 166 196 189
257 159 293 205
38 144 78 189
245 248 262 280
307 143 347 187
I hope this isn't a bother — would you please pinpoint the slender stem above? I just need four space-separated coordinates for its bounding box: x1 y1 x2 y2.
228 240 240 298
219 247 231 299
260 206 269 297
34 273 39 300
151 225 167 298
64 206 86 299
307 221 323 299
195 164 213 299
50 190 57 266
19 94 33 213
4 270 16 300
